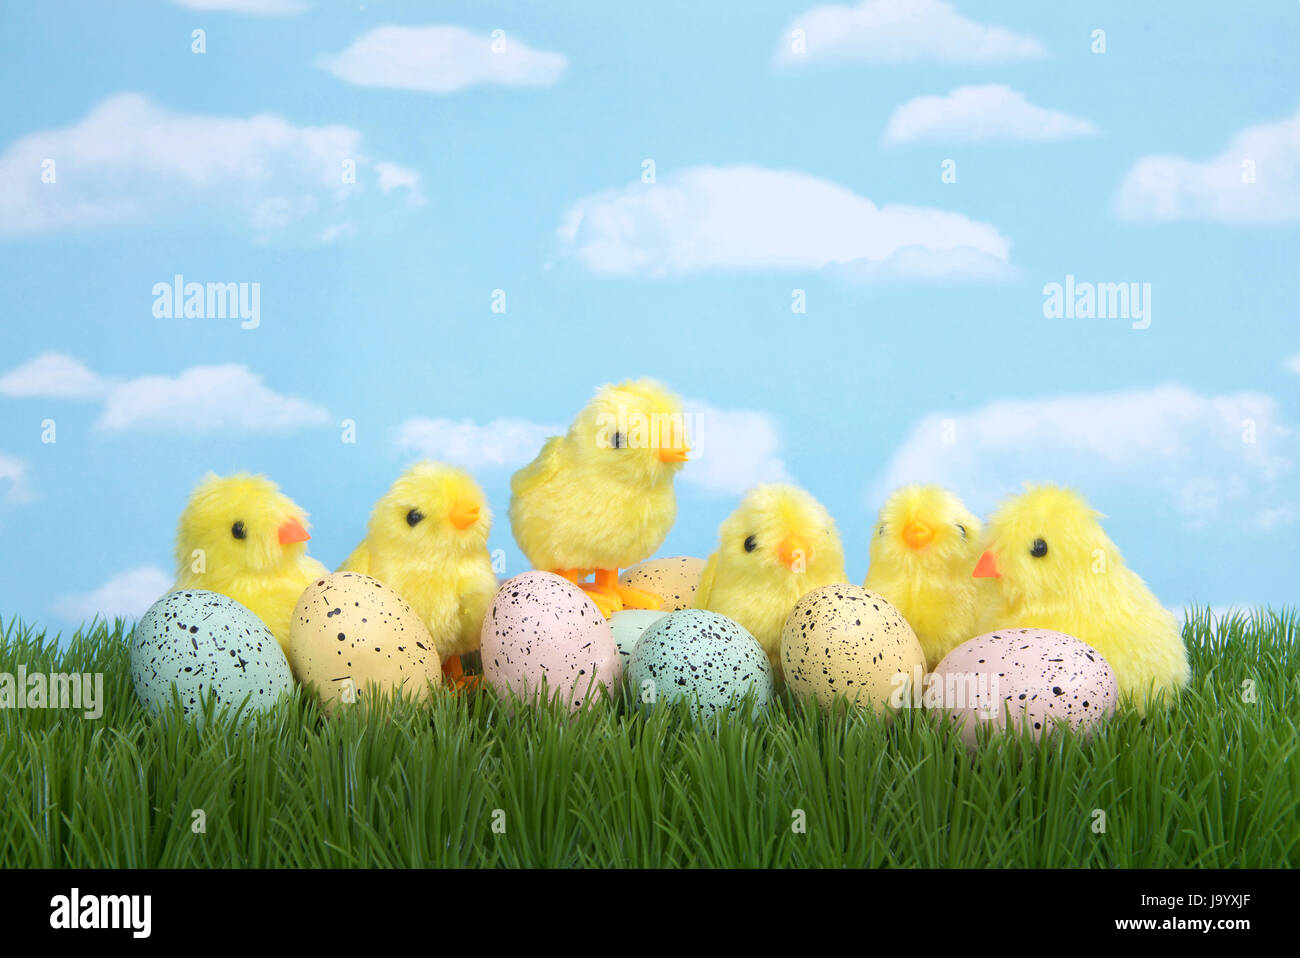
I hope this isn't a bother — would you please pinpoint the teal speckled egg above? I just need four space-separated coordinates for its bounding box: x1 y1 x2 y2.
627 610 774 719
130 589 294 722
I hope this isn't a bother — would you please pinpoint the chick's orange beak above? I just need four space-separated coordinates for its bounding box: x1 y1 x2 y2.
658 445 690 463
902 520 934 550
972 550 1000 578
449 499 481 530
778 534 813 570
278 517 311 545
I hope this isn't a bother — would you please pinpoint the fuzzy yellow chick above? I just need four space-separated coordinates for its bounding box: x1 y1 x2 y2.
972 484 1190 711
339 461 497 685
694 484 847 677
864 485 982 670
173 473 327 658
509 378 689 616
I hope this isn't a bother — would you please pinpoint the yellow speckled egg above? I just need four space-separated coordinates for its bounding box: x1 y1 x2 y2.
780 584 925 714
289 571 441 713
619 556 706 611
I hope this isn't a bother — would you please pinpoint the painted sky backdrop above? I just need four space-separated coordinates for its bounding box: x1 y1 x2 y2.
1 0 1297 631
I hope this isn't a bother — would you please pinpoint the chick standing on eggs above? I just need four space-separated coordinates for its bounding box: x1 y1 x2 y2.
173 472 328 660
971 484 1190 712
508 379 689 617
864 484 982 670
338 461 497 687
693 484 847 677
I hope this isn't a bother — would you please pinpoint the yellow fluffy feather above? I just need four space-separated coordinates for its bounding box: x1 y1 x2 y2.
972 484 1190 712
173 472 327 658
864 484 982 670
508 379 689 614
694 484 848 677
339 461 497 661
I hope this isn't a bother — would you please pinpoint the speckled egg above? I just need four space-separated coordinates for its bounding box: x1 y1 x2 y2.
930 628 1118 747
289 572 441 713
781 585 926 715
130 589 293 722
619 556 706 611
610 609 669 673
480 571 620 711
626 610 774 720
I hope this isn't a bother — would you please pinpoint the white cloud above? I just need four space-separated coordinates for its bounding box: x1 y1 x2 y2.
776 0 1044 66
0 453 32 505
394 417 563 469
98 365 330 433
318 223 356 244
683 400 791 496
0 352 107 399
0 353 330 434
884 85 1097 144
1284 353 1300 374
1255 504 1299 531
871 385 1293 529
171 0 306 12
55 566 173 623
375 161 425 202
0 93 419 238
1116 105 1300 222
556 165 1011 279
319 25 567 93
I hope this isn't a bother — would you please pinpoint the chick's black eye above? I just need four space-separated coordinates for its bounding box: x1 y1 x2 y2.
877 524 885 537
611 431 625 450
406 508 424 527
1030 537 1048 558
231 521 246 540
743 535 758 553
957 524 967 539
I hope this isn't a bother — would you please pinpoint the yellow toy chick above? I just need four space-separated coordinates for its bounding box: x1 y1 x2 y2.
694 484 847 677
509 378 689 617
174 472 327 658
339 461 497 686
864 484 982 670
972 484 1190 711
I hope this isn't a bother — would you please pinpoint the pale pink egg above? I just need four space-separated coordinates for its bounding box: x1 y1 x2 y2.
930 628 1118 747
480 571 621 711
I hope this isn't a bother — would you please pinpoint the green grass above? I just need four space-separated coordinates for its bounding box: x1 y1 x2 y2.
1 607 1297 867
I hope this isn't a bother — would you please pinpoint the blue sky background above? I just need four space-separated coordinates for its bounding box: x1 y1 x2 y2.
1 0 1297 631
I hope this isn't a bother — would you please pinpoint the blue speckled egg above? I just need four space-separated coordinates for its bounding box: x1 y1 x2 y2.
130 589 294 721
627 610 774 719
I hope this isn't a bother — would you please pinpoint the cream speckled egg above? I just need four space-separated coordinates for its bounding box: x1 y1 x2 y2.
930 628 1118 747
480 571 620 711
781 585 925 714
131 589 293 723
619 556 706 611
289 572 441 713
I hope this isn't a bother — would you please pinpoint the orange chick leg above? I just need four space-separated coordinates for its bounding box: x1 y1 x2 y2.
441 655 481 692
551 569 622 617
595 568 663 612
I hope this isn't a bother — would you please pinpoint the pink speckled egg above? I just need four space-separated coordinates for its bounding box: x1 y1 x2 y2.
930 628 1118 747
480 571 621 711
